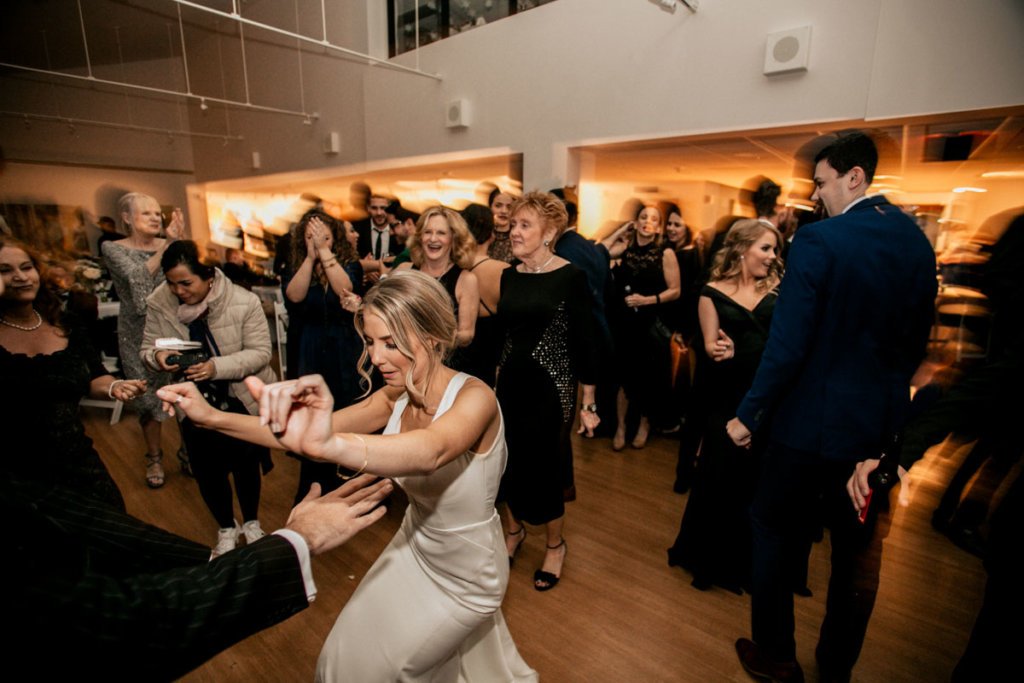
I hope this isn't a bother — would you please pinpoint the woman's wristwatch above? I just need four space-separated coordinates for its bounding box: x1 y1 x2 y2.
581 403 598 414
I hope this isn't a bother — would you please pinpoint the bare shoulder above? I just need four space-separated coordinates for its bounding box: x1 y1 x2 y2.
452 376 498 412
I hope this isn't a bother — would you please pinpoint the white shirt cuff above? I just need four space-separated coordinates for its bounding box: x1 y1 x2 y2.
273 529 318 603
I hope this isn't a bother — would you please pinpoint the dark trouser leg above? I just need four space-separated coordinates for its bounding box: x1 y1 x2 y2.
231 443 264 522
749 443 817 662
182 419 235 528
815 461 892 678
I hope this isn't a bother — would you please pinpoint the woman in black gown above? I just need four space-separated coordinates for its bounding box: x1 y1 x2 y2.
0 238 145 509
496 191 599 591
667 219 784 592
601 204 681 450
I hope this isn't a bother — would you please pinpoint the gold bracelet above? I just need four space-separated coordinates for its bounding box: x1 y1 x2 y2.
337 433 369 480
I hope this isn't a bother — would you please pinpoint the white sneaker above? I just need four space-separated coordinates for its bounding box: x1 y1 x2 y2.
210 521 240 560
242 519 266 544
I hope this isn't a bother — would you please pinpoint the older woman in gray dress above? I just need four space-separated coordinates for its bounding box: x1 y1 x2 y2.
101 192 184 488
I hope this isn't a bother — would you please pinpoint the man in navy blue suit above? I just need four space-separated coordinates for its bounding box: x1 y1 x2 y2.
725 132 937 682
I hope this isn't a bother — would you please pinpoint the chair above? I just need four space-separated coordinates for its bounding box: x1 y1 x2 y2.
79 353 124 425
274 301 289 381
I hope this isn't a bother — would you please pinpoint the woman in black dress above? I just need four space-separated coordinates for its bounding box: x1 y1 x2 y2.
496 192 600 591
667 219 784 592
664 202 704 492
602 204 681 450
0 238 145 509
396 206 480 371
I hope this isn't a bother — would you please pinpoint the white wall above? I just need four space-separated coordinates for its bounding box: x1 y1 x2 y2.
4 0 1023 198
184 0 374 182
363 0 1024 189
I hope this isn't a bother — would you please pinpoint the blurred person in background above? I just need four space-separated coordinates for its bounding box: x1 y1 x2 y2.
460 202 509 386
102 192 184 488
663 202 704 492
601 203 680 450
488 188 516 263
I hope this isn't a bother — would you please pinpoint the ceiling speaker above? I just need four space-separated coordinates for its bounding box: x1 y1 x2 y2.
446 99 471 129
764 26 811 76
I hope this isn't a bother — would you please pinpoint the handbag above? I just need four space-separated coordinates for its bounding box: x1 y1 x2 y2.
648 317 673 345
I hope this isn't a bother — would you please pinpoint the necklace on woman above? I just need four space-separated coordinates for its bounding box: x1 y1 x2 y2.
0 309 43 331
524 253 556 273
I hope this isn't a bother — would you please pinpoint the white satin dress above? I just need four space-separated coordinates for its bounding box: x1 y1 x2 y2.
316 373 538 682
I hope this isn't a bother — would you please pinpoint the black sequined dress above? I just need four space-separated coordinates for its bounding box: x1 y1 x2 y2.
496 264 597 525
0 318 124 509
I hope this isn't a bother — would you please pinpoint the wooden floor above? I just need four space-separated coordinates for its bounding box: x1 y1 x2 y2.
83 409 987 682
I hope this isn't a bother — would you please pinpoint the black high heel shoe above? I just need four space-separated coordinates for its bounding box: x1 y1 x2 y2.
506 526 526 566
534 538 567 591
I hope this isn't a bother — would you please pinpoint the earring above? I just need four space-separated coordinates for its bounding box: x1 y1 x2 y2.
543 240 551 247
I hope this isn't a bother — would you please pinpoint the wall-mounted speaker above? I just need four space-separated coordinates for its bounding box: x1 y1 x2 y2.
446 99 471 129
763 26 811 76
323 132 341 155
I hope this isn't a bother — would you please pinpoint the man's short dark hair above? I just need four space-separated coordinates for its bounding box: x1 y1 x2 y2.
753 179 782 218
395 207 420 225
814 132 878 184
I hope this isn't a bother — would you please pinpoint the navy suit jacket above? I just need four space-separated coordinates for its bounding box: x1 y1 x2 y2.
736 195 936 461
4 475 309 681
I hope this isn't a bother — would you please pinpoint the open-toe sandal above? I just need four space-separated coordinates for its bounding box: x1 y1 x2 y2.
507 526 526 566
533 538 567 591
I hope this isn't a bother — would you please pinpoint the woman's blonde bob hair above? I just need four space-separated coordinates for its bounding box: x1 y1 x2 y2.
709 218 784 292
407 206 475 269
354 269 457 407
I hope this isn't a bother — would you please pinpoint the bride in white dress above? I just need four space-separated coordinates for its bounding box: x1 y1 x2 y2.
159 270 536 682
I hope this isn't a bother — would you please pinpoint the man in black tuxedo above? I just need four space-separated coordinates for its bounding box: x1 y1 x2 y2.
4 473 392 681
727 132 937 682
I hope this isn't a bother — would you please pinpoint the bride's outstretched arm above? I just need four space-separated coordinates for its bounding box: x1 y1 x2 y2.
156 376 395 451
255 374 500 477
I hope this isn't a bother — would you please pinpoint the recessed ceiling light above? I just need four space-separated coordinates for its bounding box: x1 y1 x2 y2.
952 186 987 193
